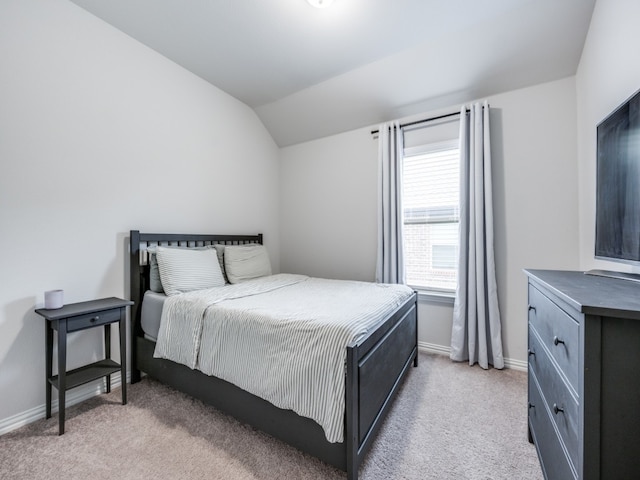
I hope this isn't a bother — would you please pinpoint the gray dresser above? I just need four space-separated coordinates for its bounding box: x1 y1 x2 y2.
524 269 640 480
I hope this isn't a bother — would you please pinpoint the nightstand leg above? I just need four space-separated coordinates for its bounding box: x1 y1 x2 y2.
119 311 127 405
104 323 111 393
57 320 67 435
45 321 53 419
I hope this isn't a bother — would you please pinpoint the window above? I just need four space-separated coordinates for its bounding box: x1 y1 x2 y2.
402 140 460 292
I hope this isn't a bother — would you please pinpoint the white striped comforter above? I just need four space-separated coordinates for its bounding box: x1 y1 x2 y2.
153 273 413 443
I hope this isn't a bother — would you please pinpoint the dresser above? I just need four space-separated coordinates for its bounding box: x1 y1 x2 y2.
524 269 640 480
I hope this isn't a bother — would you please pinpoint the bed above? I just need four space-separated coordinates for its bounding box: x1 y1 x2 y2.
129 230 418 480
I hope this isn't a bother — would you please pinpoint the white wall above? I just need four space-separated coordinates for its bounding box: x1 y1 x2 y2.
491 77 580 364
280 129 378 281
0 0 280 428
280 77 580 366
576 0 640 273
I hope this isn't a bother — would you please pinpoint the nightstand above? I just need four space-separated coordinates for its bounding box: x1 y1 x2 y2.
35 297 133 435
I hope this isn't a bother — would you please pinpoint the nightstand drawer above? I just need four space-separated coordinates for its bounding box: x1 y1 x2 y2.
528 284 579 391
67 308 121 332
529 326 579 470
529 369 577 480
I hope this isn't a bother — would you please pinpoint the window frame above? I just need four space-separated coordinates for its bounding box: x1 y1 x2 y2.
402 139 460 297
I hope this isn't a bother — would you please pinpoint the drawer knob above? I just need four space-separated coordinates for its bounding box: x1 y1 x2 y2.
91 316 99 323
528 305 536 312
528 402 535 409
553 403 564 415
528 349 535 356
553 336 565 346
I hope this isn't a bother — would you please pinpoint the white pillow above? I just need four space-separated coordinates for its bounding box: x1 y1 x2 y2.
224 244 272 284
156 246 225 295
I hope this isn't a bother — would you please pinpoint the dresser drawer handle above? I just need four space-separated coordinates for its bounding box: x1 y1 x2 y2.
528 305 536 312
553 336 565 346
90 316 99 323
528 349 535 357
553 403 564 415
528 402 535 409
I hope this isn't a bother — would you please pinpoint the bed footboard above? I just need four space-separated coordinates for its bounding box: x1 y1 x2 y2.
345 292 418 480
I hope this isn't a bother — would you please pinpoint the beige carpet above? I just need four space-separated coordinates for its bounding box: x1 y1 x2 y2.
0 353 542 480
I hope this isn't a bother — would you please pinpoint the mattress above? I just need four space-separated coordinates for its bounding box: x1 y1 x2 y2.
141 290 166 341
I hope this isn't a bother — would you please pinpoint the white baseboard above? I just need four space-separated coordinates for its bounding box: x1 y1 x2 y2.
0 372 128 436
418 341 528 372
503 357 528 371
418 341 451 356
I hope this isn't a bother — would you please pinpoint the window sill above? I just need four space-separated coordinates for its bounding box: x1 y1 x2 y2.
412 288 456 305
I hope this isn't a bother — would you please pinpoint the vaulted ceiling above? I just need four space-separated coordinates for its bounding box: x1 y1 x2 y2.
70 0 596 146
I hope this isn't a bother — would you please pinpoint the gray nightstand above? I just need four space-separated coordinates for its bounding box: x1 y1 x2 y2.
36 297 133 435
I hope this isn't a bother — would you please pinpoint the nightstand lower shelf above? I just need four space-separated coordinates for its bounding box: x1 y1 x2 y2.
48 359 121 391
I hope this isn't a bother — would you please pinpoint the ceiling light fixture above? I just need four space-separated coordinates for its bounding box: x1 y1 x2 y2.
307 0 334 8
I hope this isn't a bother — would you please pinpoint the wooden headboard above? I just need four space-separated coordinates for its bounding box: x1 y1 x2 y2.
129 230 263 340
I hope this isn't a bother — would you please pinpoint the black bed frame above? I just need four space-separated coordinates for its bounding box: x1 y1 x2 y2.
129 230 418 480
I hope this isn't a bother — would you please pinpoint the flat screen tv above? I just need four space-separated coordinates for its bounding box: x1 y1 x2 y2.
594 88 640 271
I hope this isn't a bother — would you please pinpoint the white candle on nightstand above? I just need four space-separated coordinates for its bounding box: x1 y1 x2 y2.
44 289 64 309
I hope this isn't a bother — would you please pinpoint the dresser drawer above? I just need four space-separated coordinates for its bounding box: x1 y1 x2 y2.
529 369 577 480
528 285 579 392
529 327 579 471
67 308 121 332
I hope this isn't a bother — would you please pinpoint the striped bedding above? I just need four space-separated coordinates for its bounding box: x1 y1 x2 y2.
153 273 413 443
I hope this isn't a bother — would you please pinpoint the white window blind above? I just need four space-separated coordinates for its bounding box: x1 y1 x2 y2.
403 140 460 291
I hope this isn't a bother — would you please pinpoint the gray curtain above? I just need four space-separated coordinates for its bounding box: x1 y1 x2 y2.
451 102 504 369
376 121 405 284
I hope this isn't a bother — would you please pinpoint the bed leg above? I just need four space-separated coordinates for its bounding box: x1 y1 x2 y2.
131 338 141 384
346 346 359 480
347 466 358 480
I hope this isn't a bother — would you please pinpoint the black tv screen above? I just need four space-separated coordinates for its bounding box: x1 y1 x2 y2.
595 88 640 264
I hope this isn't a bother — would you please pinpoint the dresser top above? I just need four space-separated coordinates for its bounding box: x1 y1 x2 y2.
524 269 640 320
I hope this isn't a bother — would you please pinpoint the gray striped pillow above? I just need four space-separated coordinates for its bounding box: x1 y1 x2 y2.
224 244 272 284
156 246 225 296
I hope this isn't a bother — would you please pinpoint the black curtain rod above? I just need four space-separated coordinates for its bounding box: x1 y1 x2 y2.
370 107 477 135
